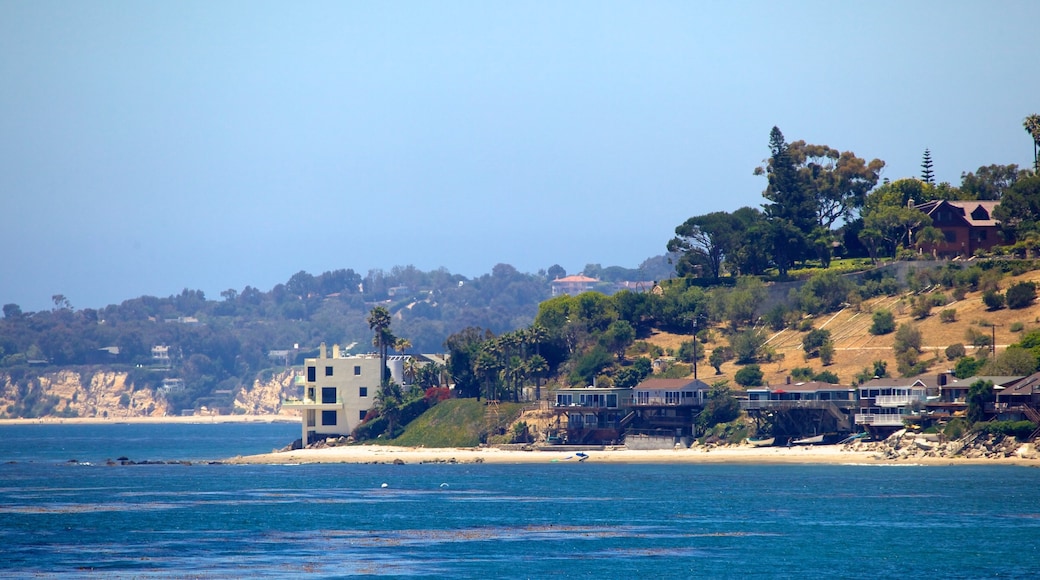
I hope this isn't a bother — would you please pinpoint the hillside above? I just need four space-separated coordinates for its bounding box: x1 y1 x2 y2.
648 268 1040 388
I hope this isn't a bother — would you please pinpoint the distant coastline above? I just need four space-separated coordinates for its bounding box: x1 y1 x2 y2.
0 414 299 426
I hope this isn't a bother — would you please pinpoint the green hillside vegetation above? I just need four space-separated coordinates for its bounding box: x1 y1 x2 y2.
389 399 524 448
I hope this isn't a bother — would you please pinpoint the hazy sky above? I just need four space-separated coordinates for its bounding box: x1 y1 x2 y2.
3 2 1038 312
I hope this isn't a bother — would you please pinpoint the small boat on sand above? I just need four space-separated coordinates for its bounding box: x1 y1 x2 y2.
792 434 824 445
747 437 775 447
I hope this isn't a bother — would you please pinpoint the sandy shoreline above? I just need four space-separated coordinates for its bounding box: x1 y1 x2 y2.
225 443 1040 467
0 414 299 426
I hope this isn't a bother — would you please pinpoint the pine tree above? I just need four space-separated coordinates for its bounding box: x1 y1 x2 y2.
921 149 935 184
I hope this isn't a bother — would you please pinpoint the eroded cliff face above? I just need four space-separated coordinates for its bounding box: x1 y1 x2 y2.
0 368 301 419
233 370 301 417
0 370 169 419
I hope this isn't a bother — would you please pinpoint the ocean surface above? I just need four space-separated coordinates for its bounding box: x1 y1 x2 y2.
1 423 1039 579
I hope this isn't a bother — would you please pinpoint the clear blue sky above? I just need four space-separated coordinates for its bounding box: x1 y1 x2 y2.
2 1 1038 312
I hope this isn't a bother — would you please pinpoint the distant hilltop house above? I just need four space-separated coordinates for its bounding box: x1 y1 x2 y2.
550 275 657 297
914 199 1001 257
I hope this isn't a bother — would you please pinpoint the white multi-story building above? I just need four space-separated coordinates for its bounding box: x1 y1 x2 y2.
283 343 387 445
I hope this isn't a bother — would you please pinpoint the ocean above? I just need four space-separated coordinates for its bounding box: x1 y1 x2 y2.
1 423 1039 578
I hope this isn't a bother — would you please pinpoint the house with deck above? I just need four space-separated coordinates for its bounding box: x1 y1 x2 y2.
742 381 857 440
855 377 933 435
993 372 1040 428
625 378 710 448
552 385 633 445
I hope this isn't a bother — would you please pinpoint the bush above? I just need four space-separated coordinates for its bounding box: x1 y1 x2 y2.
945 343 966 361
1006 282 1037 309
1010 321 1025 333
813 370 840 384
979 420 1038 440
982 289 1005 310
790 366 814 381
734 364 764 387
939 309 957 323
910 296 932 319
870 310 895 335
802 329 831 358
819 342 835 366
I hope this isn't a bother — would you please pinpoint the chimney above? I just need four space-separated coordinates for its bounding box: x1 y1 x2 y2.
319 342 326 359
938 373 948 386
786 376 791 385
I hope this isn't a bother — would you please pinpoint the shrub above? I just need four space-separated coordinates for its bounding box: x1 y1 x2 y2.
939 309 957 323
910 296 932 319
982 289 1005 310
802 329 831 358
979 420 1038 440
790 366 814 381
870 309 895 335
1010 321 1025 333
945 343 966 361
819 342 835 366
951 286 967 301
813 370 840 384
1006 281 1037 309
734 364 764 387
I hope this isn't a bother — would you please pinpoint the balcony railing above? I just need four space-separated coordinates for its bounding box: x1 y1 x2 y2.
742 400 855 411
282 397 345 408
874 395 922 407
631 396 701 407
855 413 906 426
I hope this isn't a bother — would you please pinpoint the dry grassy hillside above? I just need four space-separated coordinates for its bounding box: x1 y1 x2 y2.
646 269 1040 389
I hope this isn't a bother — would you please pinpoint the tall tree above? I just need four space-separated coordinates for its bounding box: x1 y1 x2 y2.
921 149 935 184
960 164 1027 200
760 127 816 235
667 211 739 279
993 175 1040 241
1024 114 1040 173
367 306 393 387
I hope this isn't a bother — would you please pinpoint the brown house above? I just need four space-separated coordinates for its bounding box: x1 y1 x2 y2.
914 200 1001 257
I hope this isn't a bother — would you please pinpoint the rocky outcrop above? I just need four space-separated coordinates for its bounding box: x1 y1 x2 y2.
233 369 300 416
0 370 168 419
844 429 1037 461
0 367 302 419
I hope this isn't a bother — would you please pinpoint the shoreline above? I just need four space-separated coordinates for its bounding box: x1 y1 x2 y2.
0 414 299 426
225 443 1040 467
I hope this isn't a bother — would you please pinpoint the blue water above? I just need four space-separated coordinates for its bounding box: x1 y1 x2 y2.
1 424 1039 578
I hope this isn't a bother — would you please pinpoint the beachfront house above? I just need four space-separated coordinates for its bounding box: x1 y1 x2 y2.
993 372 1040 425
742 381 857 440
855 377 932 435
283 343 386 445
552 385 633 445
626 378 710 448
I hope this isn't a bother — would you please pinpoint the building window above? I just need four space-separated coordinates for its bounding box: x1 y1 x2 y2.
325 366 333 376
360 409 368 421
354 365 362 376
321 410 337 425
359 387 368 397
307 388 315 400
321 387 337 404
307 366 316 382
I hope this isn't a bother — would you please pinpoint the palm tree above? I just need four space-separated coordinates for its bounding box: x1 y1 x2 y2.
526 354 549 402
367 307 393 387
1025 115 1040 173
